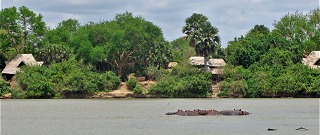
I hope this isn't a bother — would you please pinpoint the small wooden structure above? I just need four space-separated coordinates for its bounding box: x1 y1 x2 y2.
1 54 43 81
302 51 320 69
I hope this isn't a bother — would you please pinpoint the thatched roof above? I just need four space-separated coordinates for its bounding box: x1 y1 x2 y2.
189 57 226 67
302 51 320 68
208 59 226 67
1 54 43 75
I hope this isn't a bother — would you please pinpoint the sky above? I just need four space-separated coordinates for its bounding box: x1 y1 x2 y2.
1 0 319 47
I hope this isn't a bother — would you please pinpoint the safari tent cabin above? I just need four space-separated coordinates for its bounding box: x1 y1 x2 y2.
1 54 43 81
188 56 226 75
302 51 320 69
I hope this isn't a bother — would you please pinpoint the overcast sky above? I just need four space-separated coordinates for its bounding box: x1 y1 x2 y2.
1 0 319 47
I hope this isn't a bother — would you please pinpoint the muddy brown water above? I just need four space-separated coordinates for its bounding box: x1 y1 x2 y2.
1 99 319 135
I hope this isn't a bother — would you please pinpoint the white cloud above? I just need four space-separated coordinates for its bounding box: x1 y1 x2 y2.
2 0 319 47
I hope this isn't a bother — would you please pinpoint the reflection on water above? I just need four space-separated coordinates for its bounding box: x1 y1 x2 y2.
1 99 319 135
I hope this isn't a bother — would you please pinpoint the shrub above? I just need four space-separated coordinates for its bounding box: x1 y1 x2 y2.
218 80 247 98
87 72 107 92
105 71 120 90
0 79 9 96
16 66 55 98
133 84 143 94
127 78 138 90
149 65 211 98
10 88 27 99
147 66 170 81
26 80 55 98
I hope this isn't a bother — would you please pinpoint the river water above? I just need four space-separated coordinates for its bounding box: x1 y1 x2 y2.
1 99 319 135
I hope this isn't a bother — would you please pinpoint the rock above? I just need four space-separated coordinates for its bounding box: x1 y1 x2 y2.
296 127 308 131
268 128 277 131
4 93 12 98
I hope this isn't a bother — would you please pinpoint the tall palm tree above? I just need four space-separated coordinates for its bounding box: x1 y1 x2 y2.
182 13 220 72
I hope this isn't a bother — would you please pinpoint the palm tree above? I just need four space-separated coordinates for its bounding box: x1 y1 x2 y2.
182 13 220 72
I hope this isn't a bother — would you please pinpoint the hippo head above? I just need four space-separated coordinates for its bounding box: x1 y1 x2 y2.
240 111 249 115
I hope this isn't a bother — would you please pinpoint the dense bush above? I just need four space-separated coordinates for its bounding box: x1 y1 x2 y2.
149 65 211 98
16 66 55 98
9 88 27 99
147 66 170 81
220 63 320 98
133 84 143 94
127 77 138 90
15 59 121 98
104 71 120 90
0 79 9 96
219 80 247 98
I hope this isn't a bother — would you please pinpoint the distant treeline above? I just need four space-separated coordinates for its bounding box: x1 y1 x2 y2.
0 6 319 98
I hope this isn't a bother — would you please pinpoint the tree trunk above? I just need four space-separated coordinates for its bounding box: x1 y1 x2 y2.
204 54 209 72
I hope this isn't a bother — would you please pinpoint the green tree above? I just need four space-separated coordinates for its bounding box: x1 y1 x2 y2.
225 25 270 68
170 37 195 63
38 43 72 65
182 13 221 71
0 6 46 57
46 19 80 45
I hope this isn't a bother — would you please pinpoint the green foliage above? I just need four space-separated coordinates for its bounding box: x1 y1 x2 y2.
170 37 195 63
219 65 248 98
149 66 211 98
49 59 119 93
127 78 138 90
133 84 143 94
259 48 293 66
16 66 55 98
15 58 121 98
38 43 72 65
0 79 9 95
219 80 247 98
222 9 320 98
46 19 80 45
9 88 27 99
0 6 47 56
221 61 320 98
104 71 120 90
225 25 271 68
65 12 171 78
146 66 170 81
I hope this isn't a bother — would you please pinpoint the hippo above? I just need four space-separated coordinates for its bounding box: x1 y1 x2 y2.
220 110 250 116
165 112 177 115
206 109 221 115
166 109 250 116
176 110 187 116
198 110 209 115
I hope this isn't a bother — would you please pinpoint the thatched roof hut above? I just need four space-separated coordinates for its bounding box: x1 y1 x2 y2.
2 54 43 80
302 51 320 69
189 56 226 74
189 57 226 67
208 59 226 67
